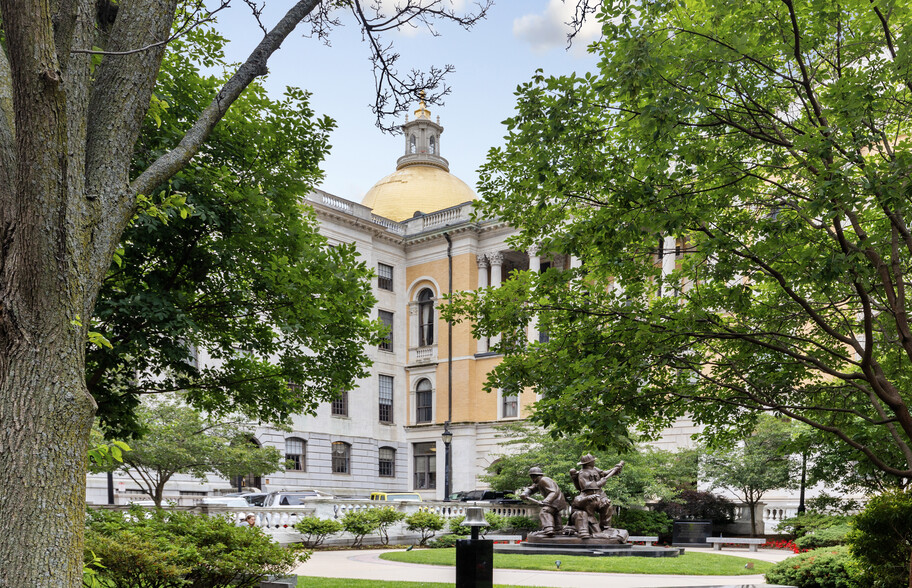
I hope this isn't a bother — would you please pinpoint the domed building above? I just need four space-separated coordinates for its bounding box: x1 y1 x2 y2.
87 102 547 506
239 101 551 499
362 99 477 221
86 102 843 536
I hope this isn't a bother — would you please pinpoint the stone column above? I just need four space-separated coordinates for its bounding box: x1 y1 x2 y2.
488 252 503 349
662 235 676 296
527 245 540 343
570 255 582 269
476 254 489 354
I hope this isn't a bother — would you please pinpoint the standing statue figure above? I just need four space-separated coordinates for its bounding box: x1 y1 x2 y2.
569 454 627 540
519 467 568 537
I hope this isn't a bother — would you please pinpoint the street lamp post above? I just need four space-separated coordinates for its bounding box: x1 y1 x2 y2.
442 421 453 502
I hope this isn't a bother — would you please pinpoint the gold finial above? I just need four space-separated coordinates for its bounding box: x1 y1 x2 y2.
414 90 431 119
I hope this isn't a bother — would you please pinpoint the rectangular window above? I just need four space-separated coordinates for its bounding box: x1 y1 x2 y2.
379 447 395 477
413 442 436 489
502 392 518 418
332 391 349 417
379 310 394 351
285 438 306 471
378 263 394 291
379 375 394 423
332 441 350 474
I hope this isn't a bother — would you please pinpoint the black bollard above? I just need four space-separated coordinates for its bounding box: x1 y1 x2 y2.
455 537 493 588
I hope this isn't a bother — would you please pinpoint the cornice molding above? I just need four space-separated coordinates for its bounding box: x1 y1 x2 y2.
311 204 406 245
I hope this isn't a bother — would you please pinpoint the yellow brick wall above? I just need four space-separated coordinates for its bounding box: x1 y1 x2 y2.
405 250 534 424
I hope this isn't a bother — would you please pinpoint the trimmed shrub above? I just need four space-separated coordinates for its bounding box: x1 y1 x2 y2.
765 546 861 588
449 515 470 535
84 507 306 588
429 533 467 548
777 512 852 539
484 511 505 531
405 511 446 546
294 516 344 548
449 512 505 537
847 489 912 588
503 515 539 533
614 509 673 536
373 507 407 545
794 524 851 550
653 490 735 524
341 509 382 548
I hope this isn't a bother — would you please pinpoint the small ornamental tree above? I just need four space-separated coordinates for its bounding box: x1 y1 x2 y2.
405 511 446 546
373 507 407 546
118 399 284 506
702 416 797 536
294 517 343 549
341 510 382 548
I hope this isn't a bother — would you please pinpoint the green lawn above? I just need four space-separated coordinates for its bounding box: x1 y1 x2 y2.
297 578 542 588
379 548 773 575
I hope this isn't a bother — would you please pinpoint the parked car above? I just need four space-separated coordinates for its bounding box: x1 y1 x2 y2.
240 492 268 506
198 497 249 507
261 490 334 507
370 492 422 502
224 491 268 506
458 490 523 504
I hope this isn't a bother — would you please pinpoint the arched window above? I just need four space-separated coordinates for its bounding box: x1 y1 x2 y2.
429 135 436 154
234 437 263 491
409 134 417 154
418 288 435 347
379 447 396 477
332 441 351 474
285 437 306 471
416 379 433 423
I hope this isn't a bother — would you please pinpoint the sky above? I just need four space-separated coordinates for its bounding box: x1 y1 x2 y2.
209 1 601 203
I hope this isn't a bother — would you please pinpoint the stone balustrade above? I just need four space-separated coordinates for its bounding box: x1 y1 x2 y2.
94 499 540 546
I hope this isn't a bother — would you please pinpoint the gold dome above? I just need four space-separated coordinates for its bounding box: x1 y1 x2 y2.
362 164 476 222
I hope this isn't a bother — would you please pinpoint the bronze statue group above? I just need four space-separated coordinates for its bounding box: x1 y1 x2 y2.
519 454 630 543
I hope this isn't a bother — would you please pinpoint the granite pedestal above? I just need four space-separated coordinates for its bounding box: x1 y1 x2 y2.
494 537 682 558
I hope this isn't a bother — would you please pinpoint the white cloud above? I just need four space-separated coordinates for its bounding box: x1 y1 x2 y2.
513 0 602 56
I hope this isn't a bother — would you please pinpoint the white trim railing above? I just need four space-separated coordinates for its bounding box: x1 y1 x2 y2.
92 499 539 545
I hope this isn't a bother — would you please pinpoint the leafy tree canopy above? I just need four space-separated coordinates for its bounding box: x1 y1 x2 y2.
118 397 284 507
482 423 697 506
90 27 382 438
448 0 912 480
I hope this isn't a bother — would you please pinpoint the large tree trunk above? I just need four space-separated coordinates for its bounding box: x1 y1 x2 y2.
0 341 96 586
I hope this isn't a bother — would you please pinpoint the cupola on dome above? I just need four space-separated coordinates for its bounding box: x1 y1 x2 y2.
362 98 476 221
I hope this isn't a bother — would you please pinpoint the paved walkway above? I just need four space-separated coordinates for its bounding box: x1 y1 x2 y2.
294 547 797 588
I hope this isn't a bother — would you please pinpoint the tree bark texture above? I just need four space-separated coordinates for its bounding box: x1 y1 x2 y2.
0 0 320 584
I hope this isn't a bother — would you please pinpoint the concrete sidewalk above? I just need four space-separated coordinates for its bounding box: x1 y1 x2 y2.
294 547 797 588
